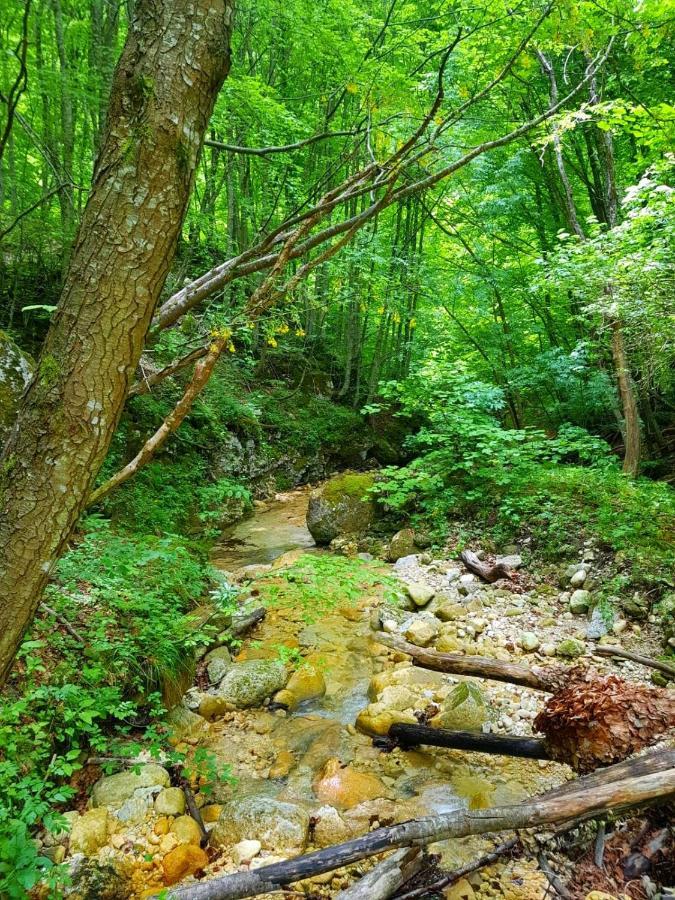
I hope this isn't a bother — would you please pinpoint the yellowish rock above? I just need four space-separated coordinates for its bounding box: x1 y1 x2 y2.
200 804 223 824
154 817 170 836
68 808 110 856
170 814 203 846
355 703 417 736
198 694 228 720
273 663 326 711
269 750 295 778
585 894 622 900
154 787 186 817
162 844 208 886
313 758 387 810
159 832 179 854
444 878 475 899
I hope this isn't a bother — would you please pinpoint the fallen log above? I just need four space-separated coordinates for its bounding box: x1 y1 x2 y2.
460 550 512 583
388 723 551 760
593 645 675 680
163 765 675 899
334 848 423 899
373 631 569 692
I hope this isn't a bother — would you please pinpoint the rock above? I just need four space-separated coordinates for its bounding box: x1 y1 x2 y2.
232 838 262 865
556 638 585 659
612 618 627 635
444 878 475 899
405 616 440 647
162 845 209 886
0 331 34 444
586 606 609 641
569 590 591 615
435 634 464 653
446 568 461 583
115 794 152 824
433 686 489 731
355 703 418 736
312 805 353 847
270 750 295 778
170 815 203 846
198 694 229 720
155 817 170 835
405 582 436 607
519 632 540 652
619 592 649 620
413 530 433 549
306 472 376 544
388 528 417 562
570 569 587 588
216 659 288 709
167 704 209 741
496 554 522 570
211 798 310 851
44 809 79 846
273 662 326 711
313 758 387 809
207 657 231 684
91 764 170 809
541 643 557 657
68 808 110 856
201 804 223 824
66 859 130 899
155 787 186 817
435 601 465 622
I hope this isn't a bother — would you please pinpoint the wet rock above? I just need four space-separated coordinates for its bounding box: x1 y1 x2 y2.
0 330 34 444
198 694 229 720
405 615 440 646
270 750 295 778
171 814 203 846
569 589 591 614
570 569 587 588
367 666 443 700
216 659 288 708
162 844 209 886
68 809 110 856
432 686 489 732
519 632 540 652
405 582 436 607
65 858 130 899
306 472 376 544
612 618 627 635
232 839 262 865
355 702 417 736
211 798 310 850
313 758 387 809
155 787 185 817
312 805 353 847
91 764 170 809
556 638 585 659
273 662 326 711
388 528 417 562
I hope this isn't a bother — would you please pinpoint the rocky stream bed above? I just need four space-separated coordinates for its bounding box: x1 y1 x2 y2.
47 486 671 899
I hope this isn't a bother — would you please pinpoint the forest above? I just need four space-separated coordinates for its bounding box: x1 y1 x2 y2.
0 0 673 897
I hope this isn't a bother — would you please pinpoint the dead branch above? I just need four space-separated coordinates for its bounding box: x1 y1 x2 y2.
128 345 210 397
334 848 423 900
163 766 675 899
388 723 551 760
373 631 569 692
593 645 675 680
39 602 85 644
460 550 512 583
204 129 363 157
537 851 573 898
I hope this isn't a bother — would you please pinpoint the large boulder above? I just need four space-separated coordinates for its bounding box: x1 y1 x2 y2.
313 758 387 810
68 808 111 856
216 659 288 708
306 472 376 544
91 764 170 810
211 797 310 850
0 330 34 443
387 528 416 562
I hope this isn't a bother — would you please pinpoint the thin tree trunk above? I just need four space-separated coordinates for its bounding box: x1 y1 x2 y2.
0 0 233 687
611 314 641 476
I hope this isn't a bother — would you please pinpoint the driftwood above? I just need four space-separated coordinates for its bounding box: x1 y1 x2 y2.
373 631 569 692
334 848 422 899
593 645 675 680
460 550 512 583
538 851 573 899
389 723 551 760
163 761 675 899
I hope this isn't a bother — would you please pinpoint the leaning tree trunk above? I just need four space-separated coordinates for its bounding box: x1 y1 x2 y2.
0 0 233 686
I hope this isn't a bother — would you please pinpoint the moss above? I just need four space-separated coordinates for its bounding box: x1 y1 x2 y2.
38 353 60 387
322 472 375 503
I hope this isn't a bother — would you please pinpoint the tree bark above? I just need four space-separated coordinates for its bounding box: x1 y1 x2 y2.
0 0 233 686
388 724 551 760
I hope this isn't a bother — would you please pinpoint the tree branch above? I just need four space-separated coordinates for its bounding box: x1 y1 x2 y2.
204 129 363 156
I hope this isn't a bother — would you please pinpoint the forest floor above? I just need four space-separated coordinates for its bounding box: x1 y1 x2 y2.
54 486 673 900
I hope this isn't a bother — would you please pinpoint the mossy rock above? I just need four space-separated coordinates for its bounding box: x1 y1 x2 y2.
0 330 34 443
306 472 376 545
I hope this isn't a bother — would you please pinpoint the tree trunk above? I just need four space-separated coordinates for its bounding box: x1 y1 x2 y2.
0 0 233 687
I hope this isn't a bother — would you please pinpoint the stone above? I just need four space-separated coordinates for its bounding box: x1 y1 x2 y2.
232 839 262 865
569 590 591 615
312 805 353 847
162 845 209 886
619 592 649 620
44 809 79 845
313 758 387 810
496 554 522 570
154 817 170 835
201 804 223 824
207 657 231 684
306 472 376 544
216 659 288 708
435 634 464 653
435 601 466 622
205 645 232 665
273 662 326 711
66 859 130 900
570 569 587 588
115 794 151 824
612 618 627 635
0 331 34 444
211 798 310 851
171 815 203 846
405 582 436 607
387 528 417 562
155 787 186 817
444 878 476 899
541 643 556 657
556 638 585 659
68 808 110 856
198 694 229 720
270 750 296 778
433 687 489 731
586 606 609 641
167 704 209 741
519 632 540 652
355 703 418 736
160 833 179 854
405 616 440 647
91 764 170 809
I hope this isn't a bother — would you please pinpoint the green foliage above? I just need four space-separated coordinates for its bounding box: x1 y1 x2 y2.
449 682 485 710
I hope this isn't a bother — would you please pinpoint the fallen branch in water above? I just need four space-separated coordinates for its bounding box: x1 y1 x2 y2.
162 761 675 899
388 723 551 760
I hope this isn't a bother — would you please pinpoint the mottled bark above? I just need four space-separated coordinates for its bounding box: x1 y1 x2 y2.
0 0 233 686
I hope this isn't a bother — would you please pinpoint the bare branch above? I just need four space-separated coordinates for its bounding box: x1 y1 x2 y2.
204 128 363 157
